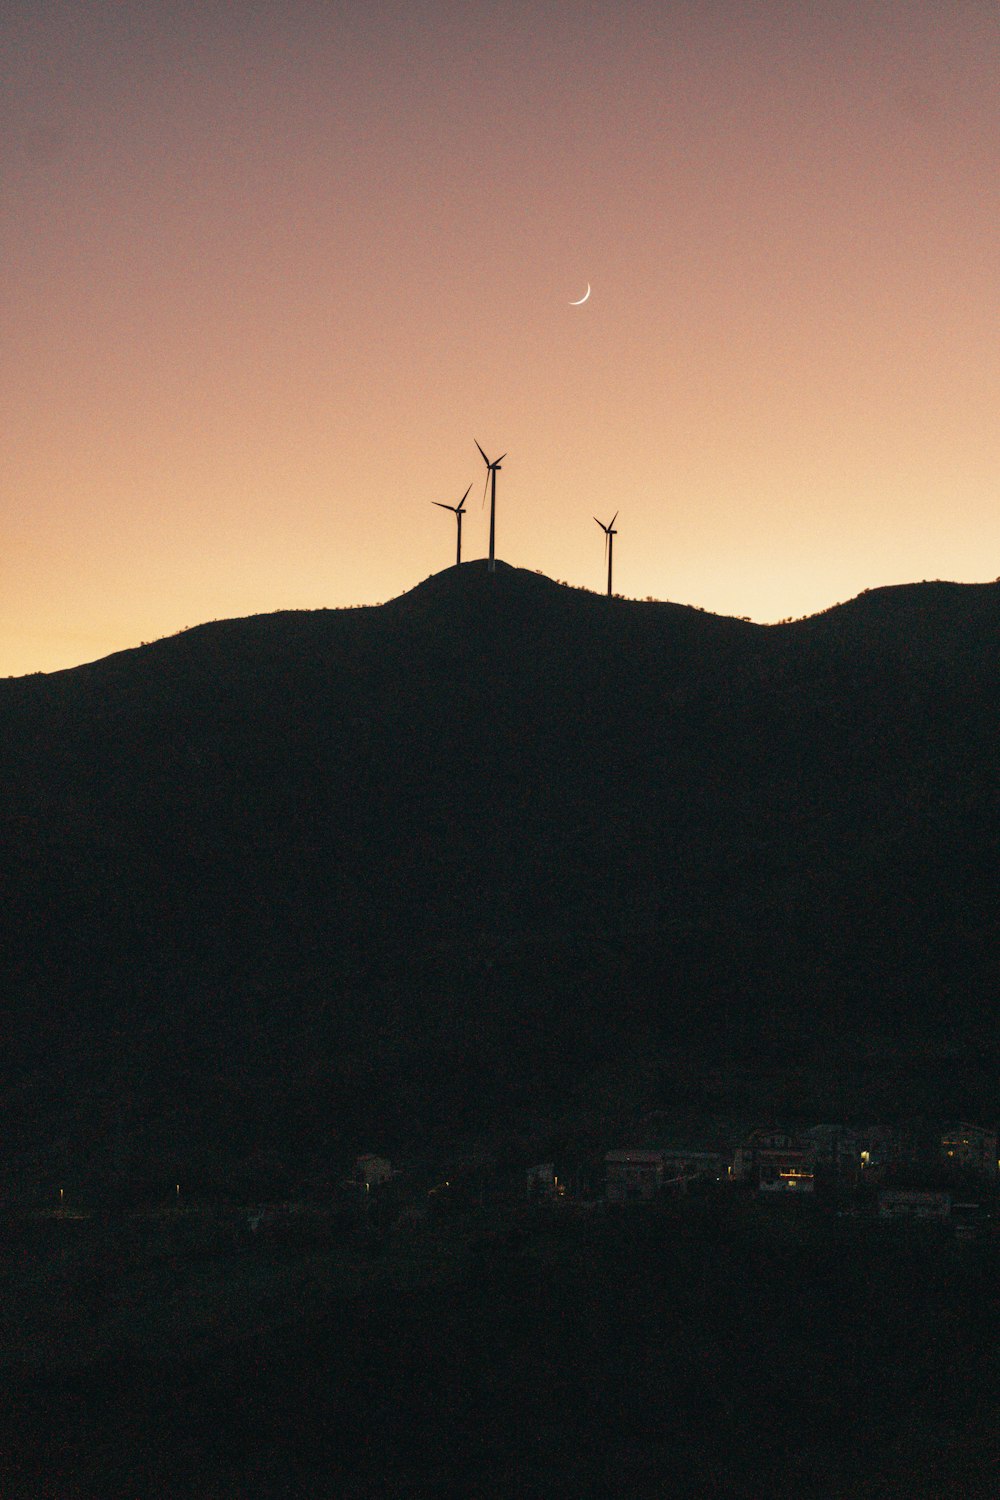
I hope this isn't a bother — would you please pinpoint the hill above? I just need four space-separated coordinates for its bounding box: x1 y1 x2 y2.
2 563 1000 1190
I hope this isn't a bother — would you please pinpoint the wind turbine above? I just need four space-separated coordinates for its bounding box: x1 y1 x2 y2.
474 441 506 574
594 512 618 597
432 484 472 567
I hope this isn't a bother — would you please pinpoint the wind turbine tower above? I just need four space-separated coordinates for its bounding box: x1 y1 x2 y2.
475 441 506 574
594 512 618 597
432 484 472 567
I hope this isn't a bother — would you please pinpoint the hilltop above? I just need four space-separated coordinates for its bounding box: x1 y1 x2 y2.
2 565 1000 1190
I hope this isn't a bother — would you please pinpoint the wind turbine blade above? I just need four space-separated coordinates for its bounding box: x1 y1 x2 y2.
482 472 490 506
495 454 507 465
432 501 454 511
458 484 472 508
608 511 618 529
474 440 489 466
594 517 605 531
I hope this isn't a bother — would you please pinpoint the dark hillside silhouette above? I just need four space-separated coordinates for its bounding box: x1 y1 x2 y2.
2 563 1000 1179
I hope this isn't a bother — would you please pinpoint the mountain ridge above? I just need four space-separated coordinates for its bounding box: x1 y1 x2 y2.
11 563 999 688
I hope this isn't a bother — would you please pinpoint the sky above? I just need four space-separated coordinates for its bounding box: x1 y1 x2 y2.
3 0 998 675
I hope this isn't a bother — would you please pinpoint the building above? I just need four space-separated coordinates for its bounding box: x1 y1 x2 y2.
526 1162 558 1198
803 1123 860 1181
605 1151 665 1203
855 1125 912 1174
732 1129 816 1193
878 1188 951 1222
658 1149 727 1182
940 1123 998 1180
758 1151 815 1194
356 1154 392 1189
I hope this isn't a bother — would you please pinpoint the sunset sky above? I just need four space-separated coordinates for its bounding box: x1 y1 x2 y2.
4 0 998 676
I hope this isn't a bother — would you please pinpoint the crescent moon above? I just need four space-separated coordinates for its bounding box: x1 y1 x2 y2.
569 283 591 306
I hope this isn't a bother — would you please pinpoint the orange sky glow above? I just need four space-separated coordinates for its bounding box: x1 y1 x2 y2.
3 0 998 675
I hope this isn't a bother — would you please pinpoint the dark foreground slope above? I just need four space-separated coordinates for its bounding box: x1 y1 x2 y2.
2 565 1000 1180
5 1197 1000 1500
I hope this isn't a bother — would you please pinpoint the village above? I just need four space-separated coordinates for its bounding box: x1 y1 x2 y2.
5 1111 1000 1500
18 1116 999 1241
3 1113 995 1376
339 1117 1000 1238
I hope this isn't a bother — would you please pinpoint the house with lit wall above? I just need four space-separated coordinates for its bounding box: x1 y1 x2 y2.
732 1129 815 1194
